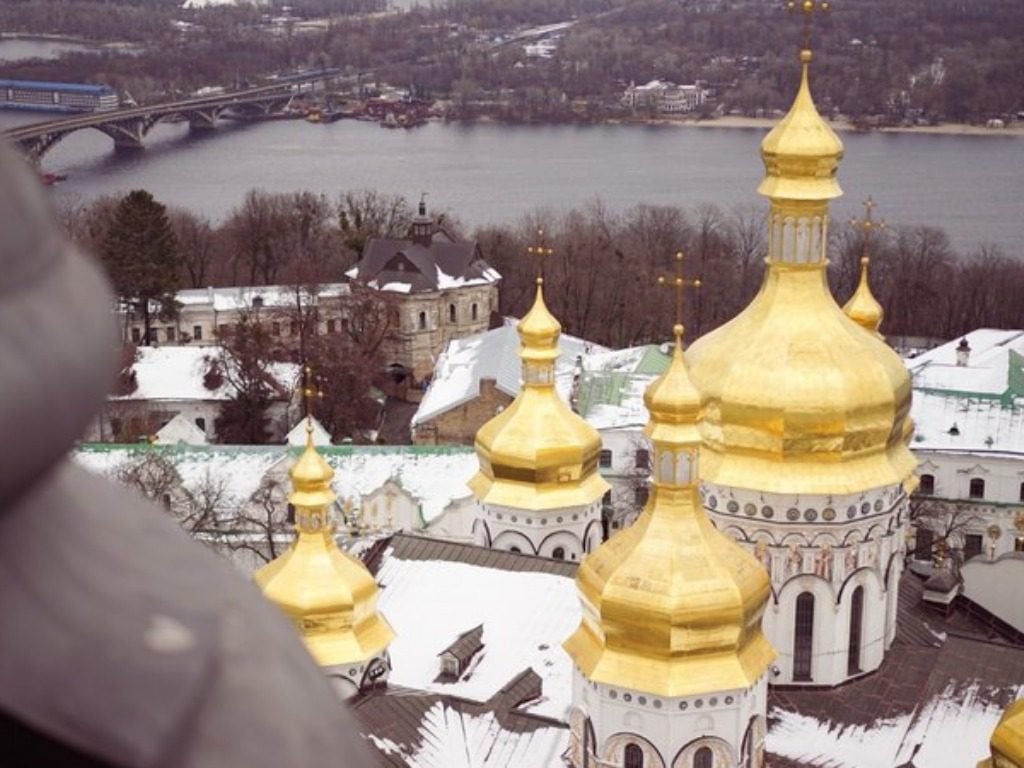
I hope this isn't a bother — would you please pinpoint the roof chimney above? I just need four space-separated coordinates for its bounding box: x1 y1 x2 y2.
956 337 971 367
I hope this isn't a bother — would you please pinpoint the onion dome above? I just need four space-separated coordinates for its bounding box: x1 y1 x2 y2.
686 49 915 497
758 50 844 202
564 327 775 696
469 279 609 511
843 256 884 337
255 425 394 667
980 698 1024 768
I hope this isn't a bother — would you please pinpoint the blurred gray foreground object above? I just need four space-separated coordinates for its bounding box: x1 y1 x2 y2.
0 144 377 767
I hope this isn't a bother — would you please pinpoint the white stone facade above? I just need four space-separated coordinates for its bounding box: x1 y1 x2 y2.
472 498 604 562
324 651 391 700
568 668 769 768
702 481 908 687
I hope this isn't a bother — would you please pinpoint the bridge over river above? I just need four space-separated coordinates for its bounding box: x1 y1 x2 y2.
3 72 340 161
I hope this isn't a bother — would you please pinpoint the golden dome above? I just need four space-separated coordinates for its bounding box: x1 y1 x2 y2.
470 281 609 511
980 698 1024 768
843 256 884 336
759 50 844 202
564 331 775 696
255 427 394 667
686 48 915 497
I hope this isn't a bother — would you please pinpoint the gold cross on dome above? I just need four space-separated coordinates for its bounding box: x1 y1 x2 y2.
300 364 324 430
526 229 553 284
787 0 831 53
657 251 701 343
849 196 886 261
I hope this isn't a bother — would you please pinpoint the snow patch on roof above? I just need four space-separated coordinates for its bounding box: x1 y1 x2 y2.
404 702 567 768
766 708 912 767
377 552 580 720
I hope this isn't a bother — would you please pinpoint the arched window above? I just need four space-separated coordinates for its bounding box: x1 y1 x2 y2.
600 449 613 468
919 473 934 495
793 591 815 681
969 477 985 499
847 585 864 675
449 303 457 323
509 546 521 554
418 311 427 330
624 743 644 768
694 746 713 768
552 546 566 560
472 303 479 321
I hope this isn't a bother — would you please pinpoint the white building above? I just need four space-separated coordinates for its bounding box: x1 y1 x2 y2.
623 80 709 113
119 283 350 346
84 345 299 443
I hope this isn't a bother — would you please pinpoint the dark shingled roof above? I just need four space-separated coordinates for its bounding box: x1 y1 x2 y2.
364 533 579 579
350 230 497 294
439 624 484 664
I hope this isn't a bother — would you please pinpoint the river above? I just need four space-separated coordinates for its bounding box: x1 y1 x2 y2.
3 111 1021 256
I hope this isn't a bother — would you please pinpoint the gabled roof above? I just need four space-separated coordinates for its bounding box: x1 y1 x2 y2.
577 344 671 430
112 346 298 403
412 320 606 427
439 624 484 664
346 233 500 294
154 413 208 446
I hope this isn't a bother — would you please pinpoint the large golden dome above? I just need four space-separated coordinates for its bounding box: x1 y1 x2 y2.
470 280 609 511
564 330 775 695
686 50 915 497
980 698 1024 768
255 426 394 667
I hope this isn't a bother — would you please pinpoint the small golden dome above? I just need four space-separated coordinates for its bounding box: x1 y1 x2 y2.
289 424 337 509
470 280 608 511
644 325 702 446
255 427 394 667
517 278 561 362
564 331 775 696
843 256 884 336
980 698 1024 768
758 50 844 202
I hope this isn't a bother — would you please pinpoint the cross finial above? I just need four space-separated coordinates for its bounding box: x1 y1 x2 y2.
786 0 831 55
300 364 323 434
526 229 553 285
849 196 886 264
657 251 701 345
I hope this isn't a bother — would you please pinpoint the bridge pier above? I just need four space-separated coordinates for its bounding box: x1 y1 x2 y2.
187 108 219 131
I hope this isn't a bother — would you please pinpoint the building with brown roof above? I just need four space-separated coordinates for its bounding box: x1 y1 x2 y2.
346 201 501 389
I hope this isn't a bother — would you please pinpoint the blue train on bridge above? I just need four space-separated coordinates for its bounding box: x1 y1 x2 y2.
0 79 118 113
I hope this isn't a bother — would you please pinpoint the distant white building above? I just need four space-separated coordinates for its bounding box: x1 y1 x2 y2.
908 330 1024 564
119 283 350 347
622 80 708 113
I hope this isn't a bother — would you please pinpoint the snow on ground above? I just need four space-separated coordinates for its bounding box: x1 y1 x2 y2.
766 709 912 768
377 552 580 720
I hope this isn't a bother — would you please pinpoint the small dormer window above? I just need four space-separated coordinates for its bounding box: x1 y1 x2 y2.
252 296 264 309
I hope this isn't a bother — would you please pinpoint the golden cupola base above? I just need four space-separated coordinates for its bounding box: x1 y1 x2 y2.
980 699 1024 768
470 279 609 512
255 427 394 673
686 47 915 498
564 329 775 698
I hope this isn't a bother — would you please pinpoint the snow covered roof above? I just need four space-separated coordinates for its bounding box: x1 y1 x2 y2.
412 320 607 427
73 444 477 524
577 344 671 430
909 329 1024 455
347 232 500 294
113 346 298 402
